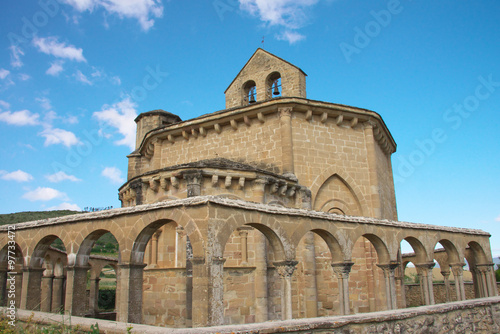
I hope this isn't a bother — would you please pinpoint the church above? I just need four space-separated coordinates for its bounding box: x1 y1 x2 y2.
0 49 496 329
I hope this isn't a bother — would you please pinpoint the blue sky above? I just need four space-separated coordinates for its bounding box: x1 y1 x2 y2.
0 0 499 256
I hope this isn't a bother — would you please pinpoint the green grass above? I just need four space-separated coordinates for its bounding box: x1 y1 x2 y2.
0 211 81 226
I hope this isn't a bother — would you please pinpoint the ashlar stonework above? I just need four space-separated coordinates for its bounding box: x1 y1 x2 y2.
0 49 496 329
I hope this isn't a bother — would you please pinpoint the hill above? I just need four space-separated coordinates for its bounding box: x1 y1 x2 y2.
0 210 81 226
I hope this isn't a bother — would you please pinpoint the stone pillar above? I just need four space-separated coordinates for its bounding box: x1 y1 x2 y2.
275 260 298 320
331 261 354 315
51 276 65 312
279 107 295 178
150 232 160 268
441 270 451 302
237 228 250 265
64 266 90 316
88 278 100 316
301 233 318 318
190 257 209 327
185 171 202 197
40 275 54 312
451 263 466 301
254 231 268 323
208 257 226 326
116 263 146 324
0 270 7 306
415 262 435 305
363 121 382 218
477 263 496 297
20 268 44 310
176 227 186 268
377 263 399 310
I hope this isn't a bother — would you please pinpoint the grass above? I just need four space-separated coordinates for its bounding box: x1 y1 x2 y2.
0 211 80 226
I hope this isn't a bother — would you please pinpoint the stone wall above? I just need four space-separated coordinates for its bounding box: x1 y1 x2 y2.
7 297 500 333
405 282 500 307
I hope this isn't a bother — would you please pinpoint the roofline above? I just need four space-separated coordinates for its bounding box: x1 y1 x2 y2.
224 48 307 94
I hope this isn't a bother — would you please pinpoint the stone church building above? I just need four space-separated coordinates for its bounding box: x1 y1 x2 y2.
0 49 496 328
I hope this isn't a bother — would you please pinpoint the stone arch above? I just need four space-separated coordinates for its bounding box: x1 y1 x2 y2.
311 168 368 216
30 235 66 269
0 242 24 268
467 241 489 265
75 229 119 267
242 80 257 104
360 233 391 264
433 239 460 265
265 71 281 98
319 199 349 215
400 236 428 264
130 219 179 265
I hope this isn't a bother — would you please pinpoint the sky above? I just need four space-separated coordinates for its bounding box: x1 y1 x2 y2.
0 0 499 256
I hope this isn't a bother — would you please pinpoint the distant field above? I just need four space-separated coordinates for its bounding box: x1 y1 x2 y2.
0 210 80 226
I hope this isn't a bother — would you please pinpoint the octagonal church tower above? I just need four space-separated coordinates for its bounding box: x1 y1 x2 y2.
120 49 399 326
121 48 397 220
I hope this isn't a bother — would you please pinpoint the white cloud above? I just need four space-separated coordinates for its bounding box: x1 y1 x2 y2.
48 202 82 211
0 170 34 182
64 115 79 124
62 0 163 31
496 215 500 222
239 0 318 43
0 110 40 126
9 45 24 68
39 127 81 147
22 187 69 202
102 166 124 184
37 97 53 111
276 30 306 44
93 97 137 150
0 68 10 79
110 76 121 85
46 61 64 76
46 171 82 183
33 36 86 62
0 100 10 110
19 74 31 81
74 70 93 85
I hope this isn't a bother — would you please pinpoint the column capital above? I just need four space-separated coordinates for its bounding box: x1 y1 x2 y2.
22 267 46 273
476 263 495 273
211 256 226 265
331 261 354 278
377 262 399 274
274 260 298 278
415 262 436 275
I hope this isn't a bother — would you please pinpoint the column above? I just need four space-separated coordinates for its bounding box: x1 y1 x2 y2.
40 275 54 312
441 270 451 302
237 228 252 265
51 276 65 312
116 263 146 324
190 257 209 327
185 170 202 197
88 277 100 316
254 232 268 323
275 260 298 320
279 107 295 178
150 232 160 268
415 262 435 305
302 233 318 318
331 261 354 315
20 268 44 310
363 121 382 218
0 270 7 306
208 256 226 326
377 263 399 310
176 227 186 268
450 263 466 301
477 263 496 297
64 266 90 316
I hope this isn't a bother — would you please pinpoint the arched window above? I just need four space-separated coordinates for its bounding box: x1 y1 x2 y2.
266 72 282 99
243 80 257 104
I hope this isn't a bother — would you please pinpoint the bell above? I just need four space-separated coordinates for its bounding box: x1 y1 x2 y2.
249 93 256 103
273 81 280 95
